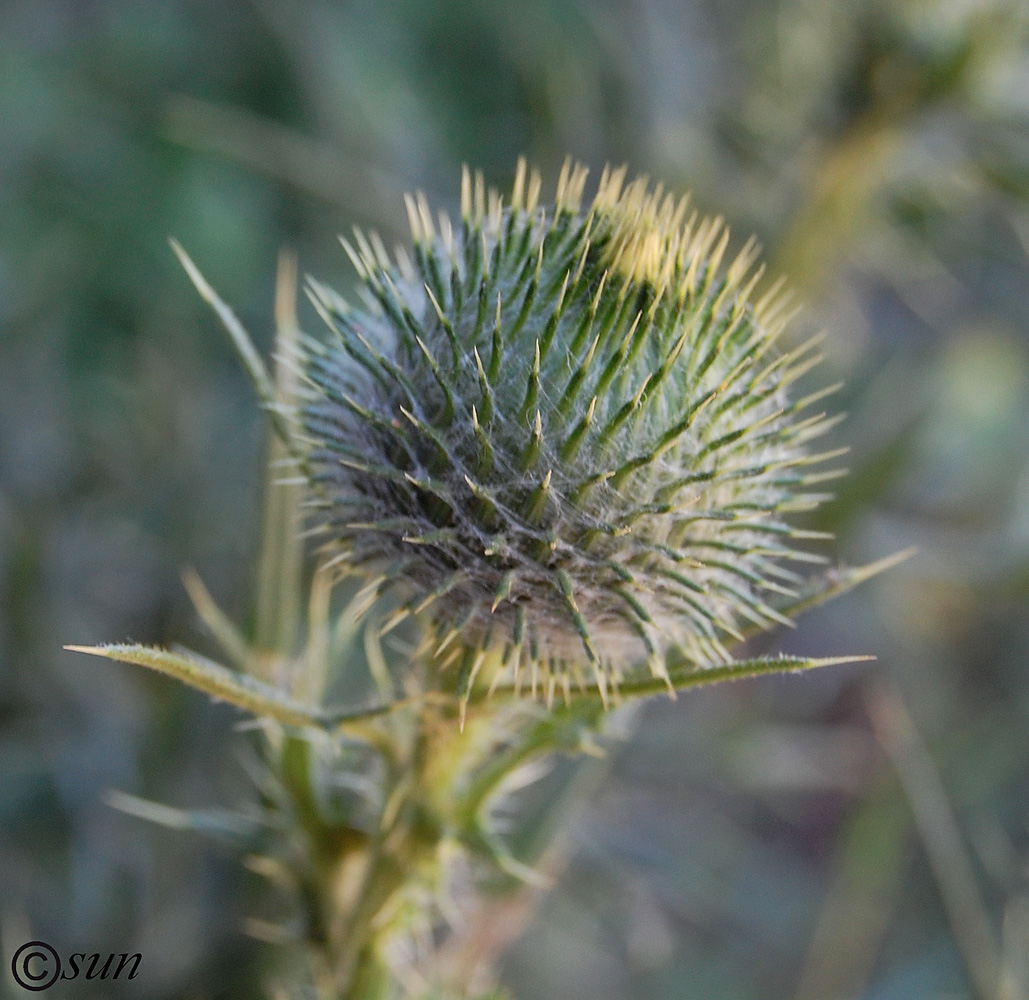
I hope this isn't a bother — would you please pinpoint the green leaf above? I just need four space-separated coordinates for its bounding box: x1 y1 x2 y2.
181 568 253 672
253 251 305 661
65 643 327 728
67 642 410 734
460 819 554 889
760 547 917 628
170 239 295 447
105 790 264 848
457 701 602 827
481 654 876 706
618 653 877 699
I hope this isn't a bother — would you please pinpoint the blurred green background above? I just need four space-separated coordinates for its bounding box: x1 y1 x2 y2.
2 0 1028 997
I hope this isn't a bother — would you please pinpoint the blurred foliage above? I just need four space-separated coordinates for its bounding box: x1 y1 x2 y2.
1 0 1028 997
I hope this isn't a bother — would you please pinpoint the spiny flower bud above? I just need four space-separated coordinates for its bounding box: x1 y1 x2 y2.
300 159 843 703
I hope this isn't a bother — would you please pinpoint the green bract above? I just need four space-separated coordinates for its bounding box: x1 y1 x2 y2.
300 160 843 705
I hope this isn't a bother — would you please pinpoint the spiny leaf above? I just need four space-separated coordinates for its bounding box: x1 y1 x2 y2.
736 547 918 642
181 568 253 672
68 643 411 731
105 790 264 848
66 643 328 728
170 240 294 447
484 654 876 705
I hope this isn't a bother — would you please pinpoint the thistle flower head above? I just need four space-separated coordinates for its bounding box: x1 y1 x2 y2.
300 159 842 699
